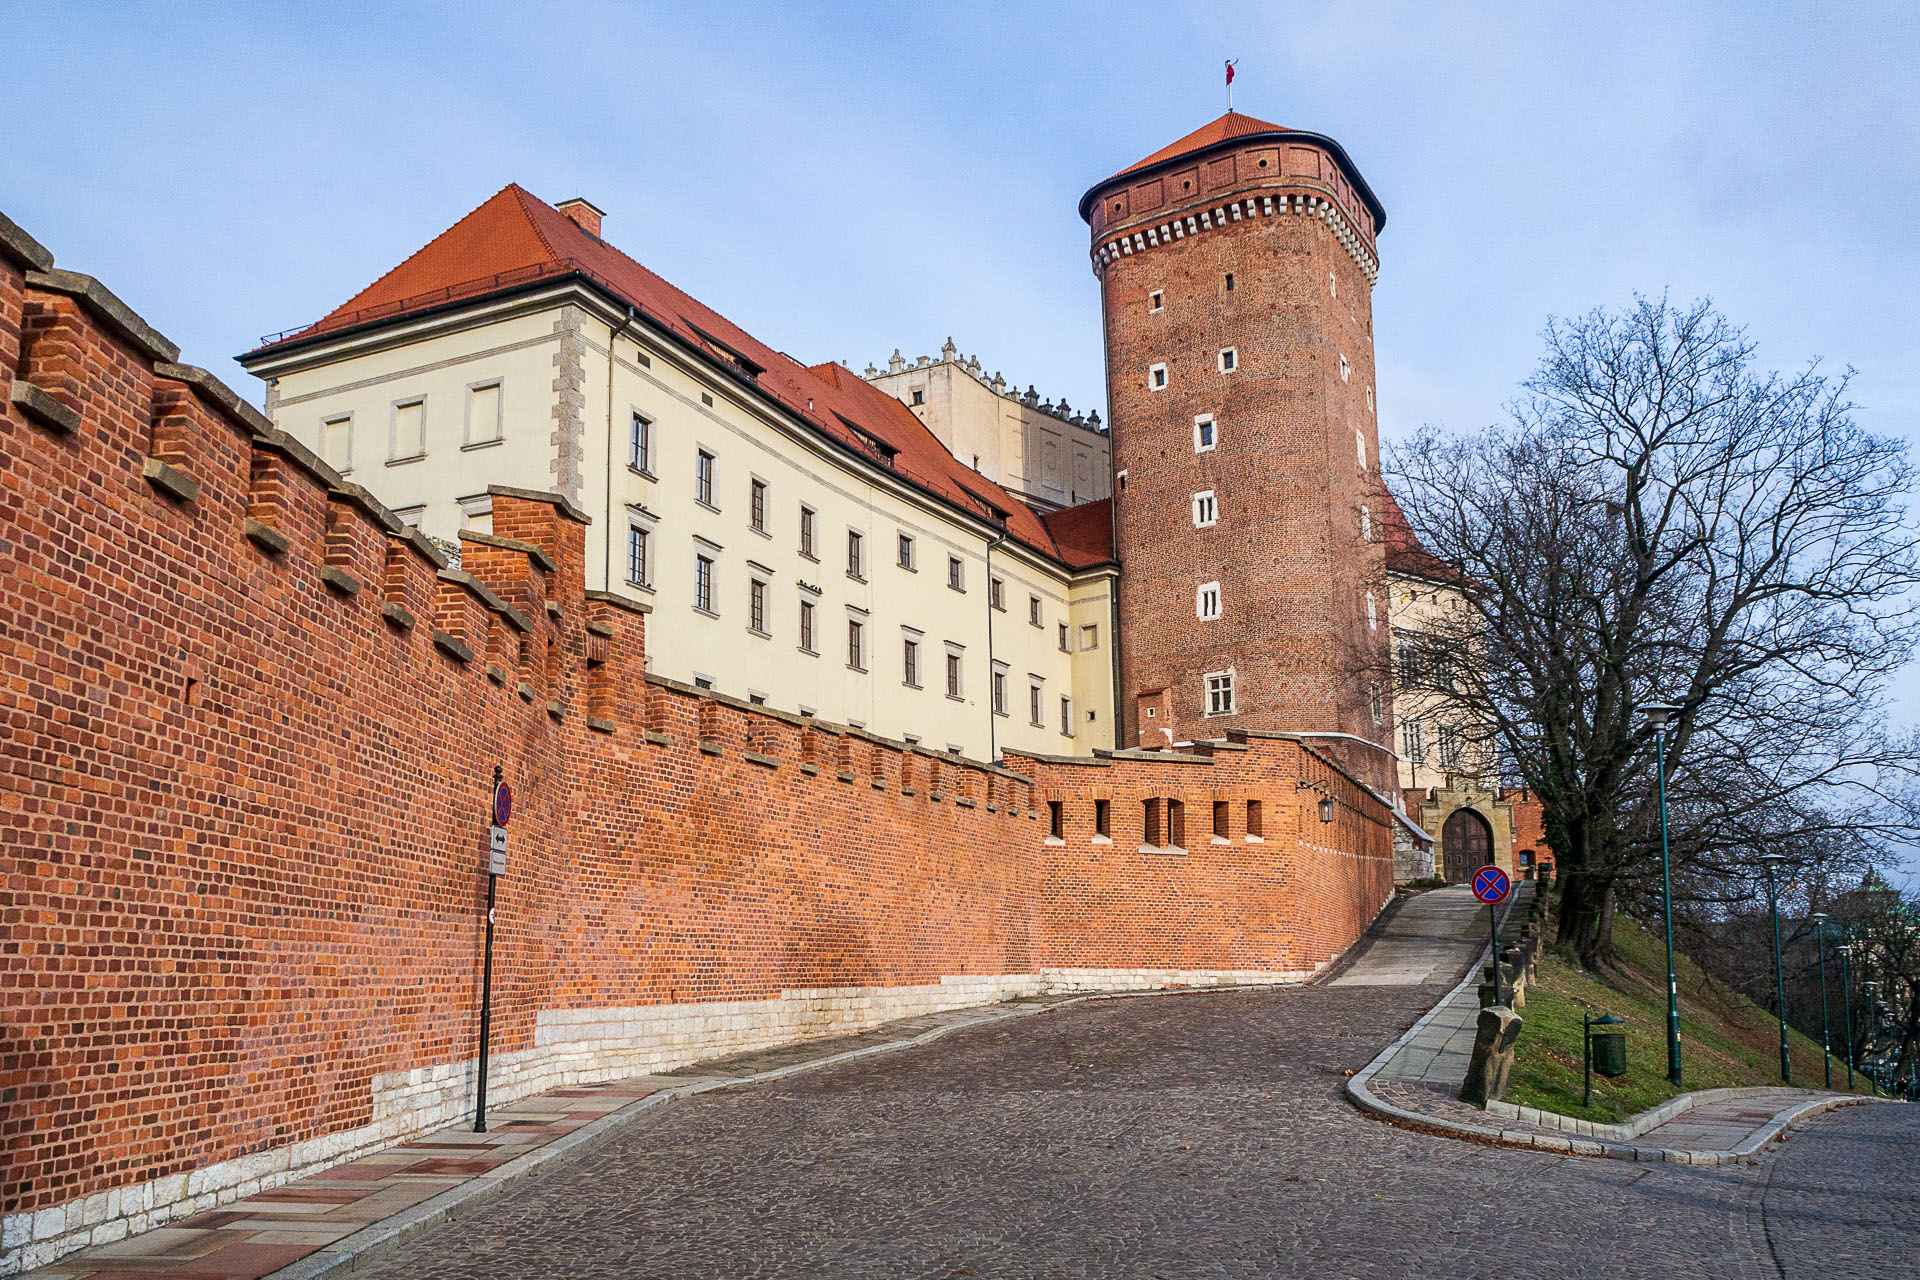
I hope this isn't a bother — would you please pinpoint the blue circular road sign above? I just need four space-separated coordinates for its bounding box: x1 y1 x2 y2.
1473 865 1510 904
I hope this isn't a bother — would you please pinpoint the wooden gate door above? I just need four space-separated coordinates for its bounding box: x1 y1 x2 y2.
1441 808 1493 883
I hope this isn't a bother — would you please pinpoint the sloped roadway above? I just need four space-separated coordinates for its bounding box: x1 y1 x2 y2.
351 891 1916 1279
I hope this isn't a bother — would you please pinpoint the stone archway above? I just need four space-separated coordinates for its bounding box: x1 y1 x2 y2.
1441 808 1494 884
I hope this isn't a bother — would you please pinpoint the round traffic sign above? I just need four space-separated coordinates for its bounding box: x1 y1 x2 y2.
493 781 513 827
1472 865 1510 904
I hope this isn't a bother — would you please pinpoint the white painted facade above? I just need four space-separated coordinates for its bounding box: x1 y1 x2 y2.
864 342 1112 512
246 285 1118 759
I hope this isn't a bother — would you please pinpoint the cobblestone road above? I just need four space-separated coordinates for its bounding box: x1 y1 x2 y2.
349 974 1915 1280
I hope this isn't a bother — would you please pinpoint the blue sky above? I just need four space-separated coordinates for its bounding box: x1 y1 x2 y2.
9 1 1920 739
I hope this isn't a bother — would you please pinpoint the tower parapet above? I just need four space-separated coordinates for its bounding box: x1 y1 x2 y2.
1085 113 1395 789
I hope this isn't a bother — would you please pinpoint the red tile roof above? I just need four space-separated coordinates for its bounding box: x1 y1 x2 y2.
253 185 1100 570
1102 111 1292 185
1378 487 1454 582
1039 499 1115 569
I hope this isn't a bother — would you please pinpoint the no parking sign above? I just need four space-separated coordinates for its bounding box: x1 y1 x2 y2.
1473 864 1510 905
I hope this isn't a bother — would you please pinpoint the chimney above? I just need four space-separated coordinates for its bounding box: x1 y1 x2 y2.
555 197 605 238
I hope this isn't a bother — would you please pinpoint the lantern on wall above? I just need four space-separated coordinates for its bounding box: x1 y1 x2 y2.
1319 795 1336 824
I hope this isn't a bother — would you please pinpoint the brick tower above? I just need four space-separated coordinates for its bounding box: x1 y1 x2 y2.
1082 112 1394 788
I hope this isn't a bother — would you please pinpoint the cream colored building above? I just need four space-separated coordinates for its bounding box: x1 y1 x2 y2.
241 188 1119 761
863 341 1111 512
1381 495 1517 881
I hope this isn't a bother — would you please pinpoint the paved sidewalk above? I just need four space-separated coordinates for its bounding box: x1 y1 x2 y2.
18 990 1165 1279
1352 881 1531 1088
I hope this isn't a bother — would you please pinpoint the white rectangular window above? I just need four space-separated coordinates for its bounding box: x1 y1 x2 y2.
696 449 716 506
989 577 1004 609
1403 719 1426 765
847 529 866 580
848 618 866 670
626 524 650 587
1340 353 1352 382
1029 595 1043 627
799 597 817 654
749 579 768 636
1197 581 1222 620
1356 430 1368 471
1194 415 1217 453
1193 491 1217 528
1058 622 1070 652
1438 724 1462 768
898 532 915 569
629 411 652 472
1029 682 1044 726
992 664 1008 716
903 635 921 687
390 398 425 461
749 479 768 533
1059 696 1073 737
1218 348 1238 374
799 506 816 558
1206 671 1235 716
465 381 502 445
949 556 966 592
694 553 714 614
1081 623 1099 650
1149 363 1168 391
946 648 963 698
1367 591 1378 630
1149 289 1164 313
321 414 352 472
1360 504 1372 541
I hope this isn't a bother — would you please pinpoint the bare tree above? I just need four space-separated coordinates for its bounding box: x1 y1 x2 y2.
1388 297 1920 966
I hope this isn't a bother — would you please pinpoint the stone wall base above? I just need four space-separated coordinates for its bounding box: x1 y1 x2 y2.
4 965 1313 1274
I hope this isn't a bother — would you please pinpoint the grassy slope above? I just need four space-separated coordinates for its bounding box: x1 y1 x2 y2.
1505 910 1873 1123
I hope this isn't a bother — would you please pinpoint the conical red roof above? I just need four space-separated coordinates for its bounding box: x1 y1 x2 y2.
1102 112 1292 186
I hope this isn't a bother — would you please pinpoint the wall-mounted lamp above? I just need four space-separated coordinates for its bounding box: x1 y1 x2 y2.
1319 795 1336 824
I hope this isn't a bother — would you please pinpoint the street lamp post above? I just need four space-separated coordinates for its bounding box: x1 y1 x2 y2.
1758 852 1792 1084
1809 912 1832 1090
1864 979 1882 1096
1837 940 1856 1091
1642 702 1684 1088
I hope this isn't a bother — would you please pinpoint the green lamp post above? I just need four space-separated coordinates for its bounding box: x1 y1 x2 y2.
1837 939 1856 1091
1758 852 1791 1084
1642 701 1684 1087
1809 912 1832 1089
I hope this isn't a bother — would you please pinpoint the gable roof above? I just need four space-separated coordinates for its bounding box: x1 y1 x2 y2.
1040 499 1115 569
250 185 1098 570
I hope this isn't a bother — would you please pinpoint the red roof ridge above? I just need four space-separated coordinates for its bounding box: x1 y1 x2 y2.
1103 111 1291 186
506 182 567 264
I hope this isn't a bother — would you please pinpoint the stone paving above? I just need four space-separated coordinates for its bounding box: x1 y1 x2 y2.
20 1081 663 1279
26 888 1915 1279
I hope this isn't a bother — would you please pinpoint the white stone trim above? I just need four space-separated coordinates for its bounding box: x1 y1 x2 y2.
1091 190 1380 284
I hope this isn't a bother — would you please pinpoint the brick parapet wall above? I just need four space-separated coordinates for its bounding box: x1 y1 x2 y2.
0 222 1395 1271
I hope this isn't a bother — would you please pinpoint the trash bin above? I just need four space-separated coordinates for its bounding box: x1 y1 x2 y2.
1592 1030 1627 1078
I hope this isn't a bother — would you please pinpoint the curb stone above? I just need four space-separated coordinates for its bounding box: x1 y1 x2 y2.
262 978 1309 1280
1345 971 1891 1166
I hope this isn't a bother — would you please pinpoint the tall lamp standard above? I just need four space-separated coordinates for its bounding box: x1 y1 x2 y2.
1809 912 1833 1089
1837 939 1856 1091
1758 852 1792 1084
1643 702 1684 1087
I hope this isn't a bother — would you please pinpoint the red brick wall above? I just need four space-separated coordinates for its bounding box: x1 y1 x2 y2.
1090 134 1395 790
0 246 1394 1237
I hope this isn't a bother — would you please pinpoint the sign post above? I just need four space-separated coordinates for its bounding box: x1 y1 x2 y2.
474 767 511 1133
1472 864 1512 1006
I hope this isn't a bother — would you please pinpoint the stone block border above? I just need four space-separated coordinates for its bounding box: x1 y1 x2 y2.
1347 968 1888 1166
262 979 1306 1280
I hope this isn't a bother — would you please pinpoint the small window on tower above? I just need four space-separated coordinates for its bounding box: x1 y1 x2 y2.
1218 348 1238 374
1194 415 1217 453
1149 290 1164 313
1149 363 1168 392
1224 273 1235 292
1330 270 1338 298
1360 505 1372 541
1356 430 1368 471
1340 354 1352 383
1197 581 1222 620
1193 491 1218 528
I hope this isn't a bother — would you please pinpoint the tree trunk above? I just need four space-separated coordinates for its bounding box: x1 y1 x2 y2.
1555 871 1615 968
